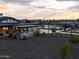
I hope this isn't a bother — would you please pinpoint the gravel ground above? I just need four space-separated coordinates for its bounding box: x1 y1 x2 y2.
0 34 78 59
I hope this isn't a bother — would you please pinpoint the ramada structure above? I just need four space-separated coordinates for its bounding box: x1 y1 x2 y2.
0 15 37 35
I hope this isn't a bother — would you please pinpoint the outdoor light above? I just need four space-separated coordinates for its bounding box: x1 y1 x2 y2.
3 27 8 31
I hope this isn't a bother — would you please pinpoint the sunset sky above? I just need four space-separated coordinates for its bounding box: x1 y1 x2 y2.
0 0 79 20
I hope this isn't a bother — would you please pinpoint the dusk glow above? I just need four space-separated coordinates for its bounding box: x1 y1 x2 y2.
0 0 79 19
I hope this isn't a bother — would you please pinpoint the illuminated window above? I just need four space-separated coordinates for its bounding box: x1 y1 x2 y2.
13 27 17 30
3 27 8 30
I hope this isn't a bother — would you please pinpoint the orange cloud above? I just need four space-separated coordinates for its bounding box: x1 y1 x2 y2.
0 3 7 10
67 12 79 19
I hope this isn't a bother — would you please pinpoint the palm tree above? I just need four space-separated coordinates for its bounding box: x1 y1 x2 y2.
59 43 70 59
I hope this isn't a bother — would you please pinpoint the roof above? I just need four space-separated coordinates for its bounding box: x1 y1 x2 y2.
0 16 19 26
0 23 18 26
17 25 37 28
17 23 37 27
0 16 19 22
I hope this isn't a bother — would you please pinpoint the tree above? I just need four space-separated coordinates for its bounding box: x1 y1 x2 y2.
33 29 41 36
64 22 67 31
51 28 57 36
52 28 56 33
59 43 70 59
33 29 44 37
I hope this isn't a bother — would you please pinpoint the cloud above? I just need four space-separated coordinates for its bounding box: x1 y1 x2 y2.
0 3 7 10
57 0 79 1
1 0 36 5
30 1 78 9
0 0 79 19
67 3 79 12
35 6 46 9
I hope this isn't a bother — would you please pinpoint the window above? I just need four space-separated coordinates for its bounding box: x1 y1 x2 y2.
3 27 8 30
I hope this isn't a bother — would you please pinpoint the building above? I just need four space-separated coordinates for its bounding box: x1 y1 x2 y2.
0 16 19 34
0 16 38 35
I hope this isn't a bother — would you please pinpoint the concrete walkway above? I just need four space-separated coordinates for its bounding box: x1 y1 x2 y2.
56 30 79 35
0 34 9 38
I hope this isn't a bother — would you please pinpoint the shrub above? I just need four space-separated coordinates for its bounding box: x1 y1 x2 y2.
52 28 56 33
33 29 42 37
69 35 79 44
59 43 70 59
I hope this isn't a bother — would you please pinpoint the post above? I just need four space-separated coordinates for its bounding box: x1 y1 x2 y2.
64 21 66 31
70 20 73 39
48 20 49 37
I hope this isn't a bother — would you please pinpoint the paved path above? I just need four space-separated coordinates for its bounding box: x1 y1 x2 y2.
56 30 79 35
0 34 78 59
0 34 69 59
0 34 9 38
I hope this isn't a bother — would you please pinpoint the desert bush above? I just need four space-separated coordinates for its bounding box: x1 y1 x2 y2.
33 29 42 37
52 28 56 33
59 43 70 59
69 35 79 44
